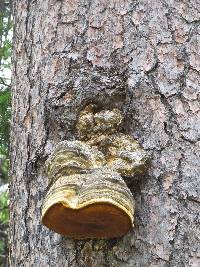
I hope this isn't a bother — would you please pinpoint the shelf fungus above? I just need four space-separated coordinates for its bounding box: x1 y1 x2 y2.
41 105 149 239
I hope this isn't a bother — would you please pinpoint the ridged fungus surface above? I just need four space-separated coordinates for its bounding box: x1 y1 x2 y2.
41 105 149 239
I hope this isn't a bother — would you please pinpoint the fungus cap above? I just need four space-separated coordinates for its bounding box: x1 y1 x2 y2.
42 168 134 239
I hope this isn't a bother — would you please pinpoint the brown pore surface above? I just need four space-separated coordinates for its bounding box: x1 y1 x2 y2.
42 202 132 239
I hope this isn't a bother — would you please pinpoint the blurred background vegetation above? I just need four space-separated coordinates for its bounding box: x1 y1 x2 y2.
0 0 12 266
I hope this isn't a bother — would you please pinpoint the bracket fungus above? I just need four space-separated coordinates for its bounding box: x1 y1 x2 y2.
41 105 149 239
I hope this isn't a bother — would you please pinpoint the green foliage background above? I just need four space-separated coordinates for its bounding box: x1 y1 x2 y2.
0 0 12 180
0 89 10 153
0 192 9 258
0 1 12 266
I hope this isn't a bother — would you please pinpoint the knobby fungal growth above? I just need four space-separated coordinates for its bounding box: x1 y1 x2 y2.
41 105 149 239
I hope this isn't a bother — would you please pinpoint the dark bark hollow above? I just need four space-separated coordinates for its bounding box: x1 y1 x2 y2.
41 107 149 239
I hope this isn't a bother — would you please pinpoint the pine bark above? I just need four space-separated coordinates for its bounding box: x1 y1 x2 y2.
10 1 200 266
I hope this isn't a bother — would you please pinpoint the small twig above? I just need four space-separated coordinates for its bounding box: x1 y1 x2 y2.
0 222 8 228
0 230 7 238
0 254 6 260
0 206 8 211
0 77 11 88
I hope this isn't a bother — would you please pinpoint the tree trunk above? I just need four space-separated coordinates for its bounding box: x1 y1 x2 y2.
10 1 200 266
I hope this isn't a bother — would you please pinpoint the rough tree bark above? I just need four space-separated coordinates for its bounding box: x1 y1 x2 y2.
10 1 200 266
